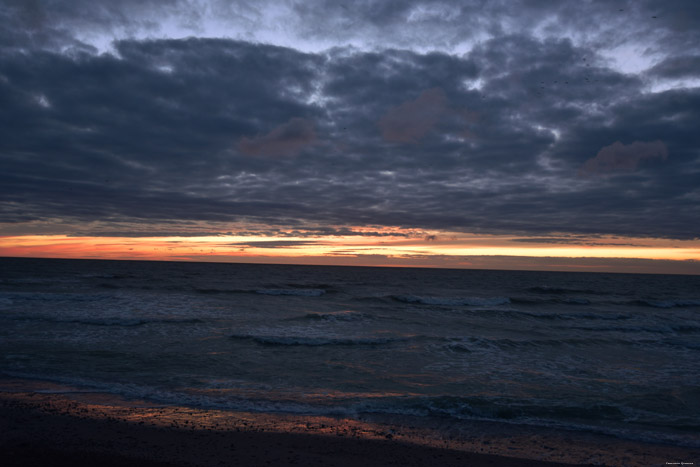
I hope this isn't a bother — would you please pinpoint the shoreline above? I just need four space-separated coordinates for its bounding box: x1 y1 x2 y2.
2 379 698 466
0 391 572 467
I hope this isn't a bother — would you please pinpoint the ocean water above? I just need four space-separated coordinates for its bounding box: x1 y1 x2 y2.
1 257 699 447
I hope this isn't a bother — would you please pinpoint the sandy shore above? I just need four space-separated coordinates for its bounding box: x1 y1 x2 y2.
1 382 698 466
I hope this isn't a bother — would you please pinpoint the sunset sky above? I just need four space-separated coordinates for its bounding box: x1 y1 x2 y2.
1 0 699 274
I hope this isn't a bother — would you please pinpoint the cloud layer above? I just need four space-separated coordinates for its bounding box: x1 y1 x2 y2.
1 0 699 242
580 141 669 175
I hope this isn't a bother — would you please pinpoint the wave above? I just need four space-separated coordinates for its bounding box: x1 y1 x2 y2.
195 288 247 294
7 315 204 327
568 325 680 334
631 299 700 309
443 334 700 351
230 333 408 346
560 297 592 305
0 277 82 286
441 335 678 351
79 273 138 279
392 295 510 306
516 296 700 309
527 286 604 295
510 297 593 306
442 336 614 351
255 289 326 297
96 283 169 291
0 292 110 302
195 288 326 297
290 310 372 322
282 283 336 290
565 323 700 335
672 324 700 334
471 308 631 321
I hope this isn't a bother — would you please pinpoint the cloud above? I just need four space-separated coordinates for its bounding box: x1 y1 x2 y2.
66 231 233 238
579 141 669 176
510 237 649 247
378 88 448 143
228 240 324 249
647 55 700 80
1 4 700 242
511 237 591 244
238 118 316 157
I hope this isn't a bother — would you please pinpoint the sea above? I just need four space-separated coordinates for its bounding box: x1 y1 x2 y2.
1 257 699 447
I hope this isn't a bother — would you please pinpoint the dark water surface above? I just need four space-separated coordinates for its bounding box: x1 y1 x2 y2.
1 257 699 446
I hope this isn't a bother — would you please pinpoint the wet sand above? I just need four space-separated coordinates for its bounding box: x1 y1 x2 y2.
1 383 698 466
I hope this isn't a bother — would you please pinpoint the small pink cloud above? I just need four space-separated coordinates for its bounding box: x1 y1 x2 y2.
378 88 448 143
238 118 316 157
579 140 668 176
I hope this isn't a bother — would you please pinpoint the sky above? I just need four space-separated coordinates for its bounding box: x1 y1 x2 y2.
1 0 699 274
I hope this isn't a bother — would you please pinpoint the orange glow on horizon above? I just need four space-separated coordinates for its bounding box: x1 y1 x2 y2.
1 231 699 274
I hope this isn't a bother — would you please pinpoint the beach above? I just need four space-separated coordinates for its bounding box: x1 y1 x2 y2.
2 380 699 466
0 390 567 467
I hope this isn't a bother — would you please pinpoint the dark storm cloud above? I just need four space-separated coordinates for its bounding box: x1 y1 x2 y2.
1 1 699 240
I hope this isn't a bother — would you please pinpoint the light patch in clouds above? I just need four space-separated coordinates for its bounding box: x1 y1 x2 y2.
580 140 669 176
599 43 662 76
238 117 316 157
56 2 338 56
406 3 461 23
648 77 700 93
35 94 51 108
